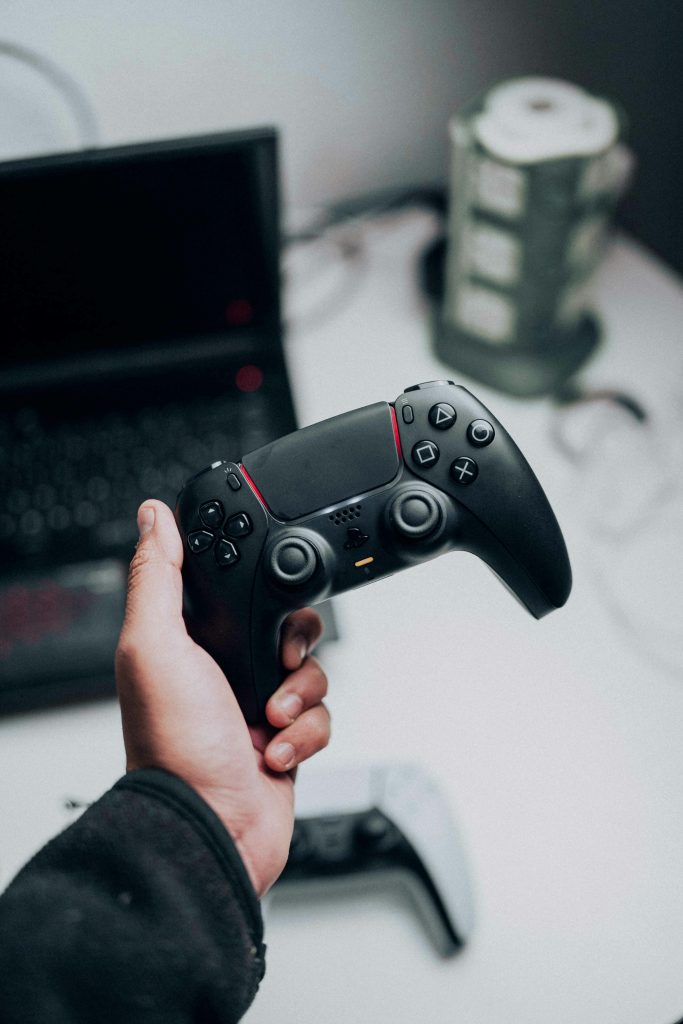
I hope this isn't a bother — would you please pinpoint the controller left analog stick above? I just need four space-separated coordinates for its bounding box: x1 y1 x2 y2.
390 490 441 539
269 536 318 585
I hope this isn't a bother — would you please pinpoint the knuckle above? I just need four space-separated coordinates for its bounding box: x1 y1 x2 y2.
115 632 143 680
302 657 328 697
127 542 154 587
304 702 331 746
289 607 323 642
317 718 331 750
303 609 324 644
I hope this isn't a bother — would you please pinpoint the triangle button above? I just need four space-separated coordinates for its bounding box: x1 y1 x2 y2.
428 403 456 430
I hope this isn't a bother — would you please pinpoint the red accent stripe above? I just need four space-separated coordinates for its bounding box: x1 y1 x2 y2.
390 406 403 460
239 464 268 509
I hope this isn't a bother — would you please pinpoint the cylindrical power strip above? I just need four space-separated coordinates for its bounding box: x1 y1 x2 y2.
435 77 633 397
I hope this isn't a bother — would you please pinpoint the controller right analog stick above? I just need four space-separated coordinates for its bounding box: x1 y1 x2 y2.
269 536 318 585
390 491 442 539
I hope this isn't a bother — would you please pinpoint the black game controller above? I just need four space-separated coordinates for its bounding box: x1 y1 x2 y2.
175 381 571 722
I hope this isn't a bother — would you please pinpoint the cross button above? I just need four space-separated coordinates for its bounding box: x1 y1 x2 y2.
450 456 478 485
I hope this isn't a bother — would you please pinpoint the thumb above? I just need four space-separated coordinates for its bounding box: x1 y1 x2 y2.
119 500 186 646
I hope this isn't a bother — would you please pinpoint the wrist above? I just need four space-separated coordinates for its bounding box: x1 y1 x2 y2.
194 786 288 898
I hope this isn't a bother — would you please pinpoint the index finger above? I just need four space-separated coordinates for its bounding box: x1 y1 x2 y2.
280 608 324 672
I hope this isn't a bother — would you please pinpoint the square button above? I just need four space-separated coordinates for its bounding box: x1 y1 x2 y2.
411 440 440 467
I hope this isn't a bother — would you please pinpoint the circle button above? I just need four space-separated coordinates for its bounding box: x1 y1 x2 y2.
390 491 441 539
467 419 495 447
450 457 478 485
411 440 440 468
269 537 318 585
428 403 456 430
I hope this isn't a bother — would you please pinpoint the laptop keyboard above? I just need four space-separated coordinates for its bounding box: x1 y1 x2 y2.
0 389 279 568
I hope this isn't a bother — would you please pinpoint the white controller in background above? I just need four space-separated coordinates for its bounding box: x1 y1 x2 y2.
270 763 474 957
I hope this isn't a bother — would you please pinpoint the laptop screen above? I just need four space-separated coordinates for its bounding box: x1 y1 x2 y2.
0 130 280 375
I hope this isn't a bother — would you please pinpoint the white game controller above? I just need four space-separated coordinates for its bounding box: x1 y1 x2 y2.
271 763 474 956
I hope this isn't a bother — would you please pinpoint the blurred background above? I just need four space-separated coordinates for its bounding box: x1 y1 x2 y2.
0 0 679 268
1 3 682 1023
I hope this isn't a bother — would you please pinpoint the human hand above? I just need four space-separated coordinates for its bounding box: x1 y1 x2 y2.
115 500 330 897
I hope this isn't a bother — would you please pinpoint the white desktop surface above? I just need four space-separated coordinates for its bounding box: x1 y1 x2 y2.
1 211 683 1024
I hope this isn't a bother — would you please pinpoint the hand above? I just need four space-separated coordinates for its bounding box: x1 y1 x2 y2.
115 500 331 897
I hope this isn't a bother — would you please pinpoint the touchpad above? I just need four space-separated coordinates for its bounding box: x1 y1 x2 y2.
241 402 400 520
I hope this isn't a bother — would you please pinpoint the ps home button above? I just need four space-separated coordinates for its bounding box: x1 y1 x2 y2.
411 440 440 468
344 527 369 550
467 419 495 448
428 403 456 430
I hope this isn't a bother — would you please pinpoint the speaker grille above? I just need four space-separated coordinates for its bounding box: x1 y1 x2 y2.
328 504 362 525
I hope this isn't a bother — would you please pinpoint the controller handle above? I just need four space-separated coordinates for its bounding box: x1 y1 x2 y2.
247 530 334 719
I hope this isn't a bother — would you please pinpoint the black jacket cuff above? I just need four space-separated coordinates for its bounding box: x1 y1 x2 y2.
114 768 265 960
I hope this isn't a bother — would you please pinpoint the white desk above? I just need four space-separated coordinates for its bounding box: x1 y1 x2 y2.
2 211 683 1024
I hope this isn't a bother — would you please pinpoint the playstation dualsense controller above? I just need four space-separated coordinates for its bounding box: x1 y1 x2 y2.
271 762 474 957
175 380 571 721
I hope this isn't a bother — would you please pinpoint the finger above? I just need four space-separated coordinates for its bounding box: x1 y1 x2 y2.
280 608 324 672
247 723 276 755
265 656 328 729
118 500 186 650
265 702 331 772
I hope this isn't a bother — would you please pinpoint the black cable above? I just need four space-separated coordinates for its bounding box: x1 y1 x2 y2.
283 184 446 332
284 183 446 247
551 383 648 422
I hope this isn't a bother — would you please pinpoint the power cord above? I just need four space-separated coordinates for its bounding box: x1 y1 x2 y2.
283 185 445 334
284 184 446 246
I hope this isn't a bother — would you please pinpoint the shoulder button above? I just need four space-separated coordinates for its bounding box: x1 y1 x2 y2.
404 380 455 393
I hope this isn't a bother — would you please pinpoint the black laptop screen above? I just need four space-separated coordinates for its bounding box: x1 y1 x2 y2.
0 132 279 370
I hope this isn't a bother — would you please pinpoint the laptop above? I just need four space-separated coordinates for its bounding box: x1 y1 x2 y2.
0 128 299 713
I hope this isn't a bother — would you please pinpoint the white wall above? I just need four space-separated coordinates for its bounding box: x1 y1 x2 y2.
0 1 541 211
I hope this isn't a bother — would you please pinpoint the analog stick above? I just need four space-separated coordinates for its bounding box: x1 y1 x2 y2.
390 491 441 539
269 536 318 585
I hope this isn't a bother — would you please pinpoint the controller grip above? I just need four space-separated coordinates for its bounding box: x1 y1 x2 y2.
244 535 333 722
181 592 264 722
185 606 287 723
248 603 291 723
459 502 571 617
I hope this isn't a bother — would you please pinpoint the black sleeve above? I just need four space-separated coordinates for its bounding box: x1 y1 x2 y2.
0 768 266 1024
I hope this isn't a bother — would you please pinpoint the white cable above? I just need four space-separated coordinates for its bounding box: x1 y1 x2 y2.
0 40 99 149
